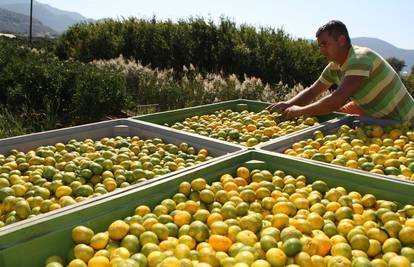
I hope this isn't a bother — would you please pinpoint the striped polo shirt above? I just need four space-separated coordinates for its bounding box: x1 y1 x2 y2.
318 45 414 122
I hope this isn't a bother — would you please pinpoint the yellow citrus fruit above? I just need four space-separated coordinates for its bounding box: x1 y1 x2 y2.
72 226 95 245
265 248 287 267
388 255 411 267
327 255 351 267
89 232 109 250
108 220 129 241
88 256 109 267
67 259 87 267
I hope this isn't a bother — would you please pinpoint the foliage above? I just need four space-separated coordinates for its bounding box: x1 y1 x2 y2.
0 39 127 132
0 106 28 138
387 57 406 74
403 75 414 95
55 17 326 87
0 38 301 138
92 56 295 113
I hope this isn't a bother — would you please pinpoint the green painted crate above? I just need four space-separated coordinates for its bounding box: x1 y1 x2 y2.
258 115 414 183
0 119 243 247
1 150 413 266
131 99 344 147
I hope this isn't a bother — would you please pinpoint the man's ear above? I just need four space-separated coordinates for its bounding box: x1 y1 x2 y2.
338 35 347 46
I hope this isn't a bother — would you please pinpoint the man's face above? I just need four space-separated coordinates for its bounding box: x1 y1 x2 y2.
317 31 344 63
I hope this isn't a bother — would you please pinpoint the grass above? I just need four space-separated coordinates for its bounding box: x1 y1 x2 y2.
0 107 28 138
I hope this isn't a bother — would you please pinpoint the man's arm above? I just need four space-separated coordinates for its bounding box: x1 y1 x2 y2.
267 80 330 112
283 75 365 118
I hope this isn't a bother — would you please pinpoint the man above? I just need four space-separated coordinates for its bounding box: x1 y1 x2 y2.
267 20 414 122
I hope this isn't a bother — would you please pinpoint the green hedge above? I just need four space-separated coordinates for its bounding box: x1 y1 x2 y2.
0 39 127 132
56 17 326 87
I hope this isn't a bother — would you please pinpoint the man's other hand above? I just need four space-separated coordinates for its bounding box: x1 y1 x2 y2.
283 105 304 119
266 102 291 112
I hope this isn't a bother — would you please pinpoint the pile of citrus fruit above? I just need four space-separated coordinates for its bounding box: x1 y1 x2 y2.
284 122 414 181
0 136 211 227
168 109 319 147
45 167 414 267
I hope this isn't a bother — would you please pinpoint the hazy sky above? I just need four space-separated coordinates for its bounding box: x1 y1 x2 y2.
37 0 413 49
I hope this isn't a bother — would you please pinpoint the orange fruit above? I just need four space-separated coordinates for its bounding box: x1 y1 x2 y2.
236 230 258 246
382 238 402 253
312 232 332 256
151 223 169 241
191 178 207 191
174 210 191 227
272 201 295 216
158 257 181 267
90 232 109 250
68 259 87 267
251 259 272 267
208 234 232 252
88 256 109 267
110 247 130 260
310 255 325 266
236 167 250 180
331 243 352 259
366 239 382 258
108 220 129 241
398 226 414 245
388 255 411 267
352 257 372 267
135 205 151 217
350 234 370 252
371 125 384 138
147 251 165 267
371 259 387 267
366 228 388 244
173 243 191 259
210 221 229 235
207 213 223 228
73 244 94 263
188 221 210 242
327 255 351 267
72 226 94 244
389 129 402 140
178 235 196 250
265 248 287 267
282 237 302 257
307 213 324 230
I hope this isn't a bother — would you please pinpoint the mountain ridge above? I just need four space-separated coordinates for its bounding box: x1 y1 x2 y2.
0 0 91 33
0 7 56 35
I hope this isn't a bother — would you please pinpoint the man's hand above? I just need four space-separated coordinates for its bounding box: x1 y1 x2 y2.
283 105 305 119
266 101 292 113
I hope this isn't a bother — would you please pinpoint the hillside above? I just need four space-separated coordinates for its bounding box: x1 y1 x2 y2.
0 7 56 36
0 0 91 33
352 37 414 74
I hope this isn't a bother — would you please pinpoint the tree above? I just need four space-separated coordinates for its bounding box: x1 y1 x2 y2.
411 64 414 76
386 57 405 74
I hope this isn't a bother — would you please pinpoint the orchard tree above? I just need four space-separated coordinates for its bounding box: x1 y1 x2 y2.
387 57 405 74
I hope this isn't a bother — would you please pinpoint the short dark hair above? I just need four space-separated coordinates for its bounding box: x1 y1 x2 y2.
316 20 351 45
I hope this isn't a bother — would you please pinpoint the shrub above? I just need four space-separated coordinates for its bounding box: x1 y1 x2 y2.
56 17 325 87
0 39 127 130
92 56 296 112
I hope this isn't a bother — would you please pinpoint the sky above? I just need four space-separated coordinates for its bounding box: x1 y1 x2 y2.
37 0 413 50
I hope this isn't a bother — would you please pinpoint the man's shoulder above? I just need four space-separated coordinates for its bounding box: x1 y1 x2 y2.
326 61 340 70
350 45 378 62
